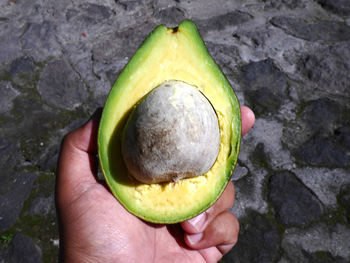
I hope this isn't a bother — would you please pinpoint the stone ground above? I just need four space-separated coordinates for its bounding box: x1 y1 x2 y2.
0 0 350 262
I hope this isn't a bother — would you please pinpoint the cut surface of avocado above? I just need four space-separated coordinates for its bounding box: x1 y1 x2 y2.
98 20 241 224
121 80 220 184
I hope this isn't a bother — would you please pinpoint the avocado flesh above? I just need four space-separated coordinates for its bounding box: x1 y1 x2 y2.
98 20 241 224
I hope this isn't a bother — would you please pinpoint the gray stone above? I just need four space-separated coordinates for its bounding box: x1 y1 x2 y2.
20 21 62 61
271 16 350 42
269 171 324 226
303 251 349 263
0 171 37 232
231 163 249 181
8 56 35 77
0 82 20 114
339 184 350 222
205 41 240 78
0 139 24 193
28 195 54 216
282 223 350 262
171 0 242 22
76 3 114 26
116 0 144 11
8 56 37 87
224 211 280 263
297 42 350 97
238 59 288 116
261 0 305 10
231 168 269 219
196 11 251 32
250 142 270 169
0 25 22 64
92 22 155 64
317 0 350 17
293 167 350 208
37 59 88 110
244 118 294 170
283 97 350 168
301 98 346 134
153 6 186 26
294 128 350 168
8 234 42 263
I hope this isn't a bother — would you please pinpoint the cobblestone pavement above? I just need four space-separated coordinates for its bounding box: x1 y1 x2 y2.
1 0 349 262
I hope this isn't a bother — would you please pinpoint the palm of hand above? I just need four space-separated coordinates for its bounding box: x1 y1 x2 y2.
62 182 211 262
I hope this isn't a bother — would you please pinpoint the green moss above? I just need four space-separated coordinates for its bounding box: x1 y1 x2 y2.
250 142 271 169
12 172 59 262
0 71 12 82
0 233 14 248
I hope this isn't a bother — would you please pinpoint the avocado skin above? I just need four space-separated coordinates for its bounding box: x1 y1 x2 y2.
98 20 241 224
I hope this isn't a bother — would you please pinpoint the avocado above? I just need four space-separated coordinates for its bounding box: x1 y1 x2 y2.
98 20 241 224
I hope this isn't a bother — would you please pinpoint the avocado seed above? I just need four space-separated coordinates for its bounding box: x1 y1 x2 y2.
122 80 220 184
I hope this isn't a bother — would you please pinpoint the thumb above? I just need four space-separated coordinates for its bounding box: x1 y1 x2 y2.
56 109 102 205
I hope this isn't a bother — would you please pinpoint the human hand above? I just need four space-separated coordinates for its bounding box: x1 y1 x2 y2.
56 106 255 263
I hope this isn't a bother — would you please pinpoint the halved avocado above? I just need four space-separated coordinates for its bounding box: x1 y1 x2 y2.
98 20 241 224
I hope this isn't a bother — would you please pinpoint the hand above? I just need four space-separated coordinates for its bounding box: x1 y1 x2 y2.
56 106 255 263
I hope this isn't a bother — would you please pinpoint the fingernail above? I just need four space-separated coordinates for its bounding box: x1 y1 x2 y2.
187 232 203 245
187 212 206 232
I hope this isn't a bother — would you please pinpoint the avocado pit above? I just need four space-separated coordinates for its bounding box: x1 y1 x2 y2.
121 80 220 184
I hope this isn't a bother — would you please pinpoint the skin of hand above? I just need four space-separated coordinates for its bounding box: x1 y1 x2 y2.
56 105 255 263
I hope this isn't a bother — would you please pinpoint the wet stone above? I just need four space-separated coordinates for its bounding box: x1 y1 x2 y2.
317 0 350 17
238 59 288 116
224 211 280 263
37 59 88 110
269 171 324 226
270 16 350 42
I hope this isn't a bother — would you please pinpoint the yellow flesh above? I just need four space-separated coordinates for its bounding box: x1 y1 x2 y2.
99 23 240 223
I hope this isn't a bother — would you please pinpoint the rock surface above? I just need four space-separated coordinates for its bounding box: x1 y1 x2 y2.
0 0 349 262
